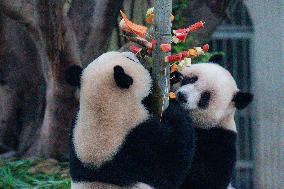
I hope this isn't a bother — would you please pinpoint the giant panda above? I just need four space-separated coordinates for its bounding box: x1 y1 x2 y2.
65 51 195 189
175 55 253 189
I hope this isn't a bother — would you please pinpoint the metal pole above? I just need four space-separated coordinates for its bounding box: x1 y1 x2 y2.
152 0 172 119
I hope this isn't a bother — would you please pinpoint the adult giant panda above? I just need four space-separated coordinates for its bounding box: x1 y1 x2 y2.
176 55 253 189
65 52 195 189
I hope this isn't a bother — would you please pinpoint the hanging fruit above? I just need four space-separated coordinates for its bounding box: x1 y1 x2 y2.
145 7 174 24
187 21 205 32
169 92 177 100
189 48 200 58
120 9 210 88
120 11 148 38
160 44 172 53
129 45 142 55
202 44 209 52
170 64 178 73
177 58 192 71
165 53 183 63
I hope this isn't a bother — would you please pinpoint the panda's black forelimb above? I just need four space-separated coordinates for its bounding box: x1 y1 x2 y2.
98 101 195 189
180 127 237 189
70 101 196 189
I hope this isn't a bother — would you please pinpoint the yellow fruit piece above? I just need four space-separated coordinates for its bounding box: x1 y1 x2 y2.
170 15 175 22
169 92 176 99
183 58 192 67
194 47 205 55
146 7 154 17
171 64 178 73
145 7 174 24
188 49 198 58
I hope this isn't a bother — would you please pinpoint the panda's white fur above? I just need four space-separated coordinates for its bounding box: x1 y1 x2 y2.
72 52 152 189
177 63 238 132
74 52 152 166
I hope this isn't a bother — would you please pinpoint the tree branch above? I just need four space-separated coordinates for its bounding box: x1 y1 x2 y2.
0 0 37 32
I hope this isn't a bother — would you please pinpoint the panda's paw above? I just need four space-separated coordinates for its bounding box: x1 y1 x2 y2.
162 101 190 125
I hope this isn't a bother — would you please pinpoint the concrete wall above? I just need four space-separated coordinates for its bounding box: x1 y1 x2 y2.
244 1 284 188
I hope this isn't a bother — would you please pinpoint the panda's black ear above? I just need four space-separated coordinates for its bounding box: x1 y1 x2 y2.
65 65 83 87
232 92 253 110
209 53 224 65
114 65 133 89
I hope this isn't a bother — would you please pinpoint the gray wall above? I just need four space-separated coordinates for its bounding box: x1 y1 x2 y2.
245 1 284 188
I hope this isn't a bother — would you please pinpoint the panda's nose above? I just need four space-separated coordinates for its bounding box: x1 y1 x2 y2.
177 91 187 103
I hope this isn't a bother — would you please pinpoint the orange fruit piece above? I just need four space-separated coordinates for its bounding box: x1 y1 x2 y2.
171 64 178 73
188 49 198 58
146 13 154 24
169 92 176 99
120 10 148 38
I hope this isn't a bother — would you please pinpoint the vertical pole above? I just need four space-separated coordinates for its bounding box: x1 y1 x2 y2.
152 0 172 119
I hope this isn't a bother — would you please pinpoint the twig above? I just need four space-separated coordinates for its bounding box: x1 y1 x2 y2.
120 34 153 48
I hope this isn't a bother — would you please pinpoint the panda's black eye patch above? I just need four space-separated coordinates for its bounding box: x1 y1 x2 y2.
198 91 211 109
181 76 198 86
170 71 184 85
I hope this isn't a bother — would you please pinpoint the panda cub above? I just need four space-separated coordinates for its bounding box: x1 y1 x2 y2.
176 56 253 189
65 52 195 189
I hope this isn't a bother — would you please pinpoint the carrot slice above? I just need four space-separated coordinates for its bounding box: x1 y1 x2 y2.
120 11 148 38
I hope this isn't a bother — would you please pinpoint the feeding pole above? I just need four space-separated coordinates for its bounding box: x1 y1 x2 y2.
152 0 172 119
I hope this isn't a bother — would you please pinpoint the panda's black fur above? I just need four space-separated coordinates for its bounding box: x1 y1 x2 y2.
69 100 195 189
179 127 237 189
67 52 196 189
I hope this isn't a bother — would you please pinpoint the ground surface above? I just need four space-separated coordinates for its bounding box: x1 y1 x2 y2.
0 158 70 189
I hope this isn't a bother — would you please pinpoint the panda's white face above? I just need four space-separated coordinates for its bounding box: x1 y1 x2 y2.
176 63 238 131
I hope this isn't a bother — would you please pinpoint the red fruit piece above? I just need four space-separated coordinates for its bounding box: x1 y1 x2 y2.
188 21 204 32
173 28 188 34
202 44 209 52
165 53 183 63
129 45 142 54
147 40 156 54
175 32 188 42
160 44 172 53
181 51 189 58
